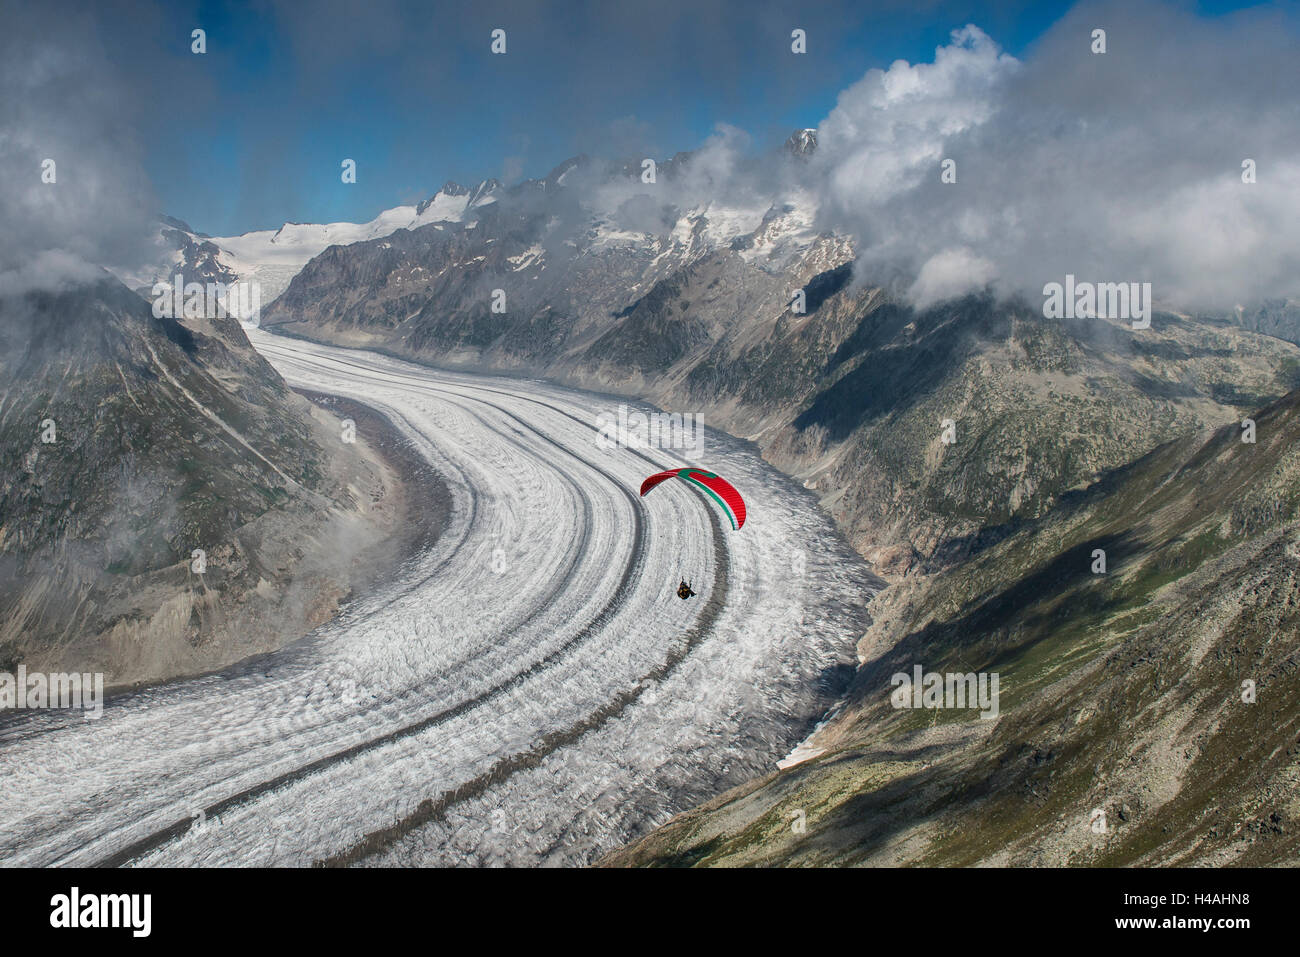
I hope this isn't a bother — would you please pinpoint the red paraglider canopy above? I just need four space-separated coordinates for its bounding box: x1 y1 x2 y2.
639 467 746 530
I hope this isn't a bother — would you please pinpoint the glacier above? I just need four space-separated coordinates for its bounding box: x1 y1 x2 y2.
0 332 878 867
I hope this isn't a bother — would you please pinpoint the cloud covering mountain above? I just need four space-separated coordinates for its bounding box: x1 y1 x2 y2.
5 0 1299 316
807 2 1300 309
0 4 157 287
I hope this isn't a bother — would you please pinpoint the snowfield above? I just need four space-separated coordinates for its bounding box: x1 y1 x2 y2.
206 190 497 303
115 184 501 306
0 332 879 867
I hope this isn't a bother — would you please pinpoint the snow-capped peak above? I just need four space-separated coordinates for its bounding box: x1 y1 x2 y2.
130 180 502 307
785 128 818 157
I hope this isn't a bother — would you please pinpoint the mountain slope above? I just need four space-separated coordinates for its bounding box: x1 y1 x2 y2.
0 274 418 687
603 384 1300 866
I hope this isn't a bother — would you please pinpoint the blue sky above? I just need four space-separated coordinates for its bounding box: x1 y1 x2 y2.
88 0 1270 235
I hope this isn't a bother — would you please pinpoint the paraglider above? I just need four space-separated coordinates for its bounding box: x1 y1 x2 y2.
638 467 746 530
640 468 746 603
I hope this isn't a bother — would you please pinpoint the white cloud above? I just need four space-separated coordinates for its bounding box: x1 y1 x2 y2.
809 1 1300 310
908 247 996 308
0 7 156 280
0 250 107 298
